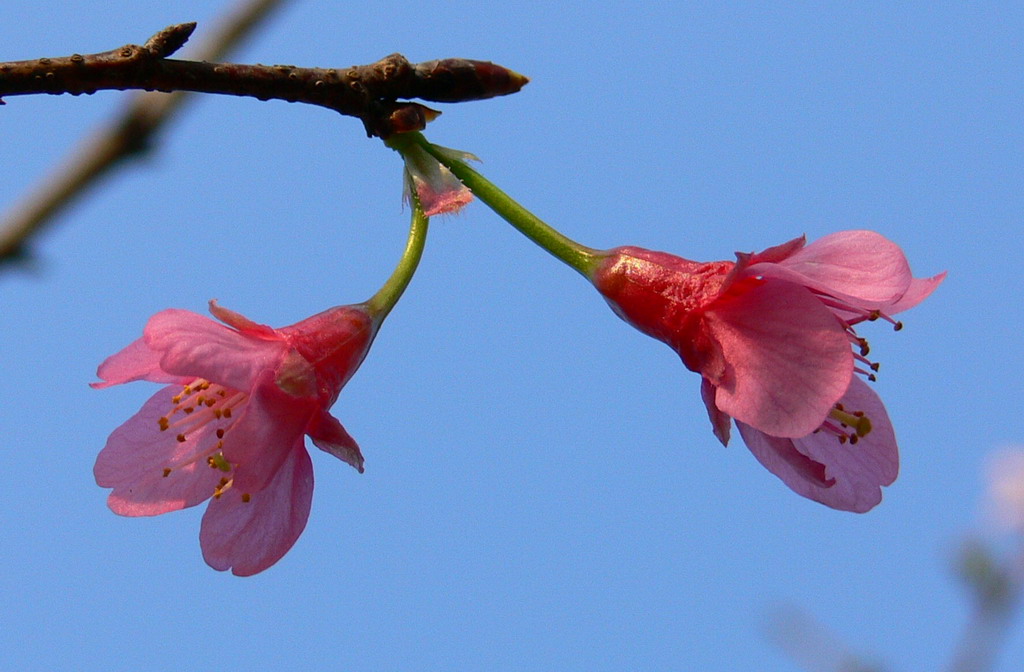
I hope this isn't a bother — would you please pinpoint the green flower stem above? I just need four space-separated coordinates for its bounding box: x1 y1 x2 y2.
366 196 429 320
414 134 602 277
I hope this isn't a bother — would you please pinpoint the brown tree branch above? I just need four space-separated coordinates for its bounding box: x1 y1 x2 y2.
0 13 527 266
0 22 527 133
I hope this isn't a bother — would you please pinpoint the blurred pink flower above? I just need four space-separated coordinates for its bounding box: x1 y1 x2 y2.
401 142 477 216
591 230 944 511
986 449 1024 533
93 301 377 576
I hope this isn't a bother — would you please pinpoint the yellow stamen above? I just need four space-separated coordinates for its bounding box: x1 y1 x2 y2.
208 452 232 472
213 477 233 500
829 407 873 438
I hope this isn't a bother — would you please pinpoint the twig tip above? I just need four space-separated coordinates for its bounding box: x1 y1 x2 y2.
145 22 198 59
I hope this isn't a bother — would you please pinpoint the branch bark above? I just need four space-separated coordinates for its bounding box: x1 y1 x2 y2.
0 22 527 137
0 15 527 266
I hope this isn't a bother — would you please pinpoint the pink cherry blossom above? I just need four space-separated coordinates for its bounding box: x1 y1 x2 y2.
590 230 943 511
736 377 898 512
985 449 1024 533
93 300 377 576
400 142 477 216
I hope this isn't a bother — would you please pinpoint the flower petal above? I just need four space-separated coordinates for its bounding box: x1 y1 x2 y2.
743 235 806 265
200 441 313 576
700 378 732 446
402 143 474 216
144 309 287 391
220 370 313 494
92 338 189 389
887 272 947 314
702 280 852 437
737 377 898 512
308 410 365 472
208 300 278 338
95 386 224 516
750 230 913 307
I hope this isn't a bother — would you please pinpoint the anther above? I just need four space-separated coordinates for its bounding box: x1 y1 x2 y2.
158 416 170 431
208 452 232 472
216 429 225 439
176 433 186 443
162 468 172 477
894 321 904 331
241 493 251 503
829 407 873 438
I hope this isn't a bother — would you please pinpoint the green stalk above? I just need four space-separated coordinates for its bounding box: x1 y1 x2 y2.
365 195 429 320
400 133 601 277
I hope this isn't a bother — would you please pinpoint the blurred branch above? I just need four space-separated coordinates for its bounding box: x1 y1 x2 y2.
0 0 290 267
765 605 887 672
948 540 1022 672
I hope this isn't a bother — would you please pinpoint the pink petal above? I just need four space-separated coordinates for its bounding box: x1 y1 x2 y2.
887 272 947 314
402 143 474 216
413 175 473 217
200 441 313 576
91 338 189 389
743 235 806 265
208 300 279 338
307 410 365 472
220 371 313 494
737 378 898 513
95 386 224 516
144 309 287 391
750 230 913 307
702 280 852 437
700 378 732 446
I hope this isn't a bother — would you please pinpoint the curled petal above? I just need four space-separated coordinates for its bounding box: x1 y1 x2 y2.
743 235 806 265
737 378 897 513
749 230 913 307
200 442 313 576
95 386 225 516
887 272 947 314
92 337 190 389
145 309 287 391
402 143 475 216
700 378 732 446
208 300 278 338
308 410 365 472
701 280 852 437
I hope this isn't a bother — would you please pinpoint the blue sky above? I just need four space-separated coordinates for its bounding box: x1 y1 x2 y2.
2 2 1022 670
